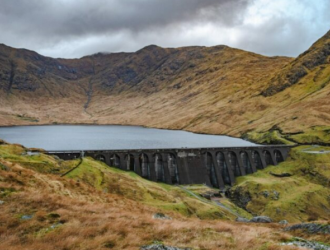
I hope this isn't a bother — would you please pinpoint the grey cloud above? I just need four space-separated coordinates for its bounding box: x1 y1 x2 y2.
0 0 329 58
0 0 249 36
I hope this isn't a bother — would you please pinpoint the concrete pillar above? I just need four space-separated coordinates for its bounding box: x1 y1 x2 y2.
223 152 236 186
116 153 124 170
257 149 267 169
210 151 225 189
162 153 172 184
234 150 246 176
133 153 142 176
269 149 278 166
246 150 257 173
104 153 111 166
146 153 157 182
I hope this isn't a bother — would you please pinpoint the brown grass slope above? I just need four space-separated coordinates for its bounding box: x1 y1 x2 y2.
0 30 330 144
1 141 328 250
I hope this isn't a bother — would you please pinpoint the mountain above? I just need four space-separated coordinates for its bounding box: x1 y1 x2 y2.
0 30 330 144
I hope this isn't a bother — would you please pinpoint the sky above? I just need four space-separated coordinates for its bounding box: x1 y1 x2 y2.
0 0 329 59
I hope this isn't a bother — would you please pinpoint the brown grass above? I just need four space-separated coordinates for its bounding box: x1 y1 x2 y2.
0 158 308 250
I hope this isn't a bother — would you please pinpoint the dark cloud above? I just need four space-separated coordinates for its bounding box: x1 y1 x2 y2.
0 0 329 58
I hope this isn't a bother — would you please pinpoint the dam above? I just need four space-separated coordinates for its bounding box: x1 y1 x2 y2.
46 145 292 189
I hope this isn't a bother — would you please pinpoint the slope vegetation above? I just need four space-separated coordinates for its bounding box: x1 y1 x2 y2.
229 146 330 222
2 140 330 249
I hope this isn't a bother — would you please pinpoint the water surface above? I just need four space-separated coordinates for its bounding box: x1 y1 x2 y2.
0 125 256 151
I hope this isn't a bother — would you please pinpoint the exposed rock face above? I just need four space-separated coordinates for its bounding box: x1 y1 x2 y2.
227 186 251 210
285 223 330 234
152 213 172 220
140 244 191 250
281 237 330 250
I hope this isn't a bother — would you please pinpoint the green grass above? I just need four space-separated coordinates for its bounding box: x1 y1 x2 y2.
0 144 78 175
245 130 295 145
230 146 330 222
288 126 330 145
64 157 238 219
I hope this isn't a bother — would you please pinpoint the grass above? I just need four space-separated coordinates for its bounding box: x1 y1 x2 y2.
1 142 308 250
65 157 237 220
2 142 330 249
230 146 330 222
245 130 296 145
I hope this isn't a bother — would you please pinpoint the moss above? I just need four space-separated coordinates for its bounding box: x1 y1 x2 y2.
245 130 295 145
288 126 330 145
0 144 77 174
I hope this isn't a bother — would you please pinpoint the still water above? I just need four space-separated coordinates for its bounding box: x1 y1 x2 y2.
0 125 256 151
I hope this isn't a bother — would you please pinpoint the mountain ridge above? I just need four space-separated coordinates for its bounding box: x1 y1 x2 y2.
0 30 330 145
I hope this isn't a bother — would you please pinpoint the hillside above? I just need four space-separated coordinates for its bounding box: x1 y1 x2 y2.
0 30 329 145
1 140 330 249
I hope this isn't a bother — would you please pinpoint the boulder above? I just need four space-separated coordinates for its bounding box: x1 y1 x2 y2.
250 216 272 223
279 220 288 225
140 244 191 250
236 217 249 223
0 200 4 205
21 215 33 220
152 213 172 220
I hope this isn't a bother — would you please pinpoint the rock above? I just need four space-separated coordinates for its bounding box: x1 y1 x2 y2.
152 213 172 220
140 243 191 250
21 215 33 220
279 220 288 225
236 217 249 223
272 190 280 200
200 190 221 200
50 223 62 229
250 216 272 223
227 187 251 210
0 200 4 205
281 237 330 250
262 191 269 198
285 223 330 234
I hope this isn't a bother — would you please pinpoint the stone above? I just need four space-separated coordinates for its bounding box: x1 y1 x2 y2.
272 190 280 200
152 213 172 220
0 200 4 205
249 216 272 223
236 217 249 223
140 244 191 250
21 215 33 220
279 220 288 225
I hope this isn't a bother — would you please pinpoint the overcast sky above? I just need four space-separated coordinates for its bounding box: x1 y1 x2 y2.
0 0 329 58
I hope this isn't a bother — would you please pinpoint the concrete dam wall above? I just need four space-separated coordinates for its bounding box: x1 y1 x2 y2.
46 146 292 189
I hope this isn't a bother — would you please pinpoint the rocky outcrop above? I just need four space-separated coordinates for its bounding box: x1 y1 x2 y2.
285 223 330 234
249 216 272 223
281 237 330 250
140 244 191 250
262 30 330 96
152 213 172 220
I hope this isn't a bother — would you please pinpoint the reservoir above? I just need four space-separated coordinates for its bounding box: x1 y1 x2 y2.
0 125 256 150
